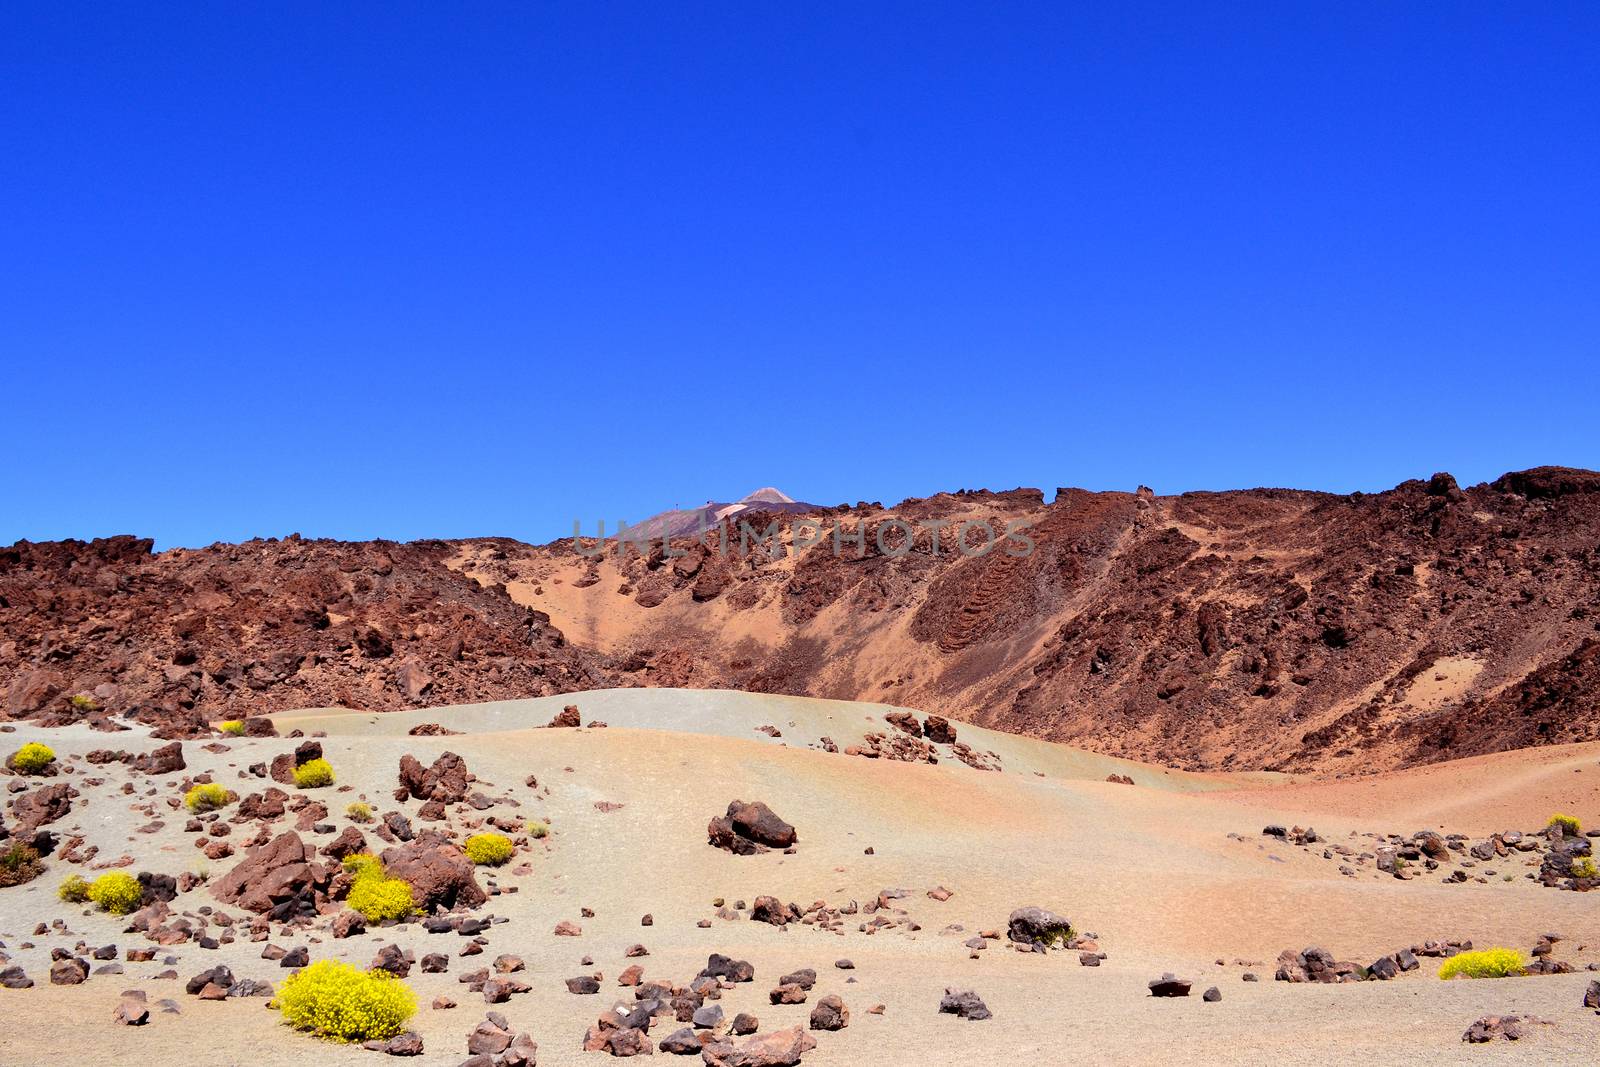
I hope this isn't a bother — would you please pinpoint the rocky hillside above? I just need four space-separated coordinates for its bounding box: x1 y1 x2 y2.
0 535 613 738
454 467 1600 774
5 466 1599 772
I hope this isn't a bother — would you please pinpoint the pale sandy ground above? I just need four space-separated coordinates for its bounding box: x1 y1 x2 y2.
2 689 1598 1066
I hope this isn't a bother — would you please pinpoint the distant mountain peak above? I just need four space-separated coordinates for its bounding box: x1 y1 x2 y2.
618 487 818 540
740 487 795 505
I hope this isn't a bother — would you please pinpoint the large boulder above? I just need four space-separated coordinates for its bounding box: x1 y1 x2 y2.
322 826 368 861
379 831 486 911
708 801 796 855
269 741 323 785
938 988 990 1021
210 831 330 916
10 783 76 834
130 741 185 775
699 954 755 983
396 752 471 804
1148 973 1192 997
701 1026 817 1067
4 669 65 718
808 995 848 1031
1007 906 1072 951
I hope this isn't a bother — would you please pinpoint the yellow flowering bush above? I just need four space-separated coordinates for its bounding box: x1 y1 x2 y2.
345 802 374 823
347 877 416 922
185 783 231 811
58 874 91 902
10 743 56 774
218 720 245 736
1547 813 1583 836
463 833 514 866
294 758 336 788
344 853 384 882
527 820 550 839
1571 856 1598 879
342 853 416 922
1438 948 1526 980
86 871 144 915
277 959 416 1042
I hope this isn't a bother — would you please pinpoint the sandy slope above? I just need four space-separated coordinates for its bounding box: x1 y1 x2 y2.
2 690 1598 1065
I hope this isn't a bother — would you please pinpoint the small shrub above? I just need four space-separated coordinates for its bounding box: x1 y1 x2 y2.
346 802 374 823
277 959 416 1042
1547 813 1583 837
1438 948 1526 980
347 876 416 922
527 820 550 840
58 874 91 902
294 758 335 788
1036 923 1076 948
1571 856 1598 880
218 720 245 736
86 871 144 915
185 783 231 812
463 833 514 866
0 843 43 887
9 742 56 775
68 694 99 711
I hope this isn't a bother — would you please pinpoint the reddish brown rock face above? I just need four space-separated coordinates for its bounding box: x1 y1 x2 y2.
7 467 1600 772
379 831 486 911
8 784 74 845
0 535 606 736
209 831 329 914
397 751 472 804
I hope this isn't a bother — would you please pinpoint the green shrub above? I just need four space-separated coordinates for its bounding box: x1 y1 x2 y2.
86 871 144 915
527 820 550 840
185 783 231 812
1571 856 1598 880
9 742 56 775
347 875 417 923
69 694 99 711
58 874 91 902
1547 813 1583 837
1438 948 1526 980
294 758 336 788
277 959 416 1042
0 843 43 887
463 833 514 866
346 802 374 823
218 719 245 736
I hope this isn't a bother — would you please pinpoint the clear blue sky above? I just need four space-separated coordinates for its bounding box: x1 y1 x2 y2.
4 4 1597 548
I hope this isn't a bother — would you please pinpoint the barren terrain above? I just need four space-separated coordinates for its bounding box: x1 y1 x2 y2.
2 689 1597 1065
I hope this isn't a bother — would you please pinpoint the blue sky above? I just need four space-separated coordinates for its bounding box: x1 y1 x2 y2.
4 4 1597 548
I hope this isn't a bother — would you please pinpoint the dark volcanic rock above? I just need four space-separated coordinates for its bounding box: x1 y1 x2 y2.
938 988 991 1021
1148 974 1192 997
709 800 798 855
1007 906 1071 951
